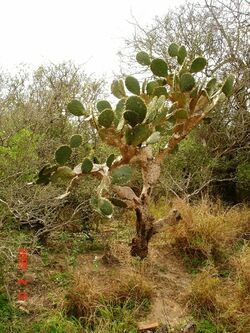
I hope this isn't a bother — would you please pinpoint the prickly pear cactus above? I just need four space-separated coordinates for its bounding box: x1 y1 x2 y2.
36 44 234 257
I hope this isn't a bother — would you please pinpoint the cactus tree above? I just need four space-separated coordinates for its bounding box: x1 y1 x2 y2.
37 44 234 259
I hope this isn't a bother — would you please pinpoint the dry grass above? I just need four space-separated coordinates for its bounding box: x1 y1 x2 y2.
64 270 153 322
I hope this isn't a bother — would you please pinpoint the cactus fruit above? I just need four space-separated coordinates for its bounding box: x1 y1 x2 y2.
153 86 168 97
55 145 72 165
125 76 140 95
123 110 139 127
136 51 151 66
98 198 113 217
125 124 151 146
168 43 179 57
97 100 112 113
190 57 207 73
111 79 126 99
106 154 115 168
177 46 187 65
70 134 82 148
98 109 114 128
150 59 168 77
180 73 196 92
125 96 147 123
81 158 93 173
222 74 235 97
67 100 85 116
111 165 132 185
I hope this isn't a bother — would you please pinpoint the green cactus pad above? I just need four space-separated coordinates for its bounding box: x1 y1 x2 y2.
150 59 168 77
106 154 115 168
111 79 126 99
123 110 139 127
98 198 113 217
190 57 207 73
51 166 75 181
168 43 179 57
175 108 188 119
177 46 187 65
93 156 100 164
222 74 235 97
206 78 217 95
111 165 132 185
70 134 83 148
125 124 151 146
81 158 93 173
180 73 196 92
67 100 85 116
136 51 151 66
55 145 72 165
125 96 147 123
153 86 168 97
125 76 140 95
96 100 112 113
146 81 159 95
98 109 114 128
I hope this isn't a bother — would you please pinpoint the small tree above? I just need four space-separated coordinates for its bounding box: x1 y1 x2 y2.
37 44 234 259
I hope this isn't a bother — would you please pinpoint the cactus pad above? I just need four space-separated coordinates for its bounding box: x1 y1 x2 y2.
136 51 151 66
180 73 195 92
150 59 168 77
98 198 113 217
168 43 179 57
67 100 85 116
97 100 112 113
70 134 82 148
55 145 72 165
81 158 93 173
125 76 140 95
106 154 115 168
190 57 207 73
222 74 235 97
111 79 126 99
123 110 139 127
125 96 147 123
177 46 187 65
98 109 114 128
125 124 151 146
153 86 168 97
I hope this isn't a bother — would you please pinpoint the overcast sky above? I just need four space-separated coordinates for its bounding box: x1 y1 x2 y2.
0 0 187 78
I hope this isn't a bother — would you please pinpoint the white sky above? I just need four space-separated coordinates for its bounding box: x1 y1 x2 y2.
0 0 186 78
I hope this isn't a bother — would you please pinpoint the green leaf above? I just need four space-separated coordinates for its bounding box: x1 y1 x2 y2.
222 74 235 97
179 73 196 92
125 124 151 146
111 165 132 185
136 51 151 66
177 46 187 65
67 100 85 116
190 57 207 73
98 198 113 217
70 134 82 148
96 100 112 113
55 145 72 165
81 158 93 173
123 110 139 127
125 76 140 95
98 109 114 128
168 43 179 57
111 79 126 99
150 59 168 77
125 96 147 123
106 154 115 168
